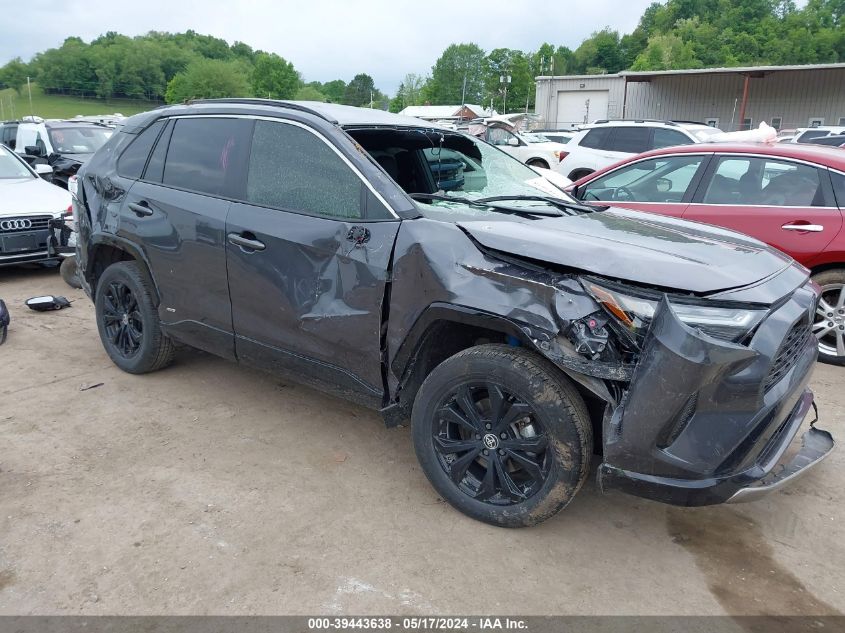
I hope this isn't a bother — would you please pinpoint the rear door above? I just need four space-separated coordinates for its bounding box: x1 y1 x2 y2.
683 154 843 266
118 115 253 357
225 117 401 404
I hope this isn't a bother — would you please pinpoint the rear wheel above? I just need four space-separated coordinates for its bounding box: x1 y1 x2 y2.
568 169 593 181
812 269 845 366
95 261 175 374
411 344 592 527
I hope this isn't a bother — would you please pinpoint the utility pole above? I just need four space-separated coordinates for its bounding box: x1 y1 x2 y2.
500 74 511 114
370 90 374 108
27 76 34 116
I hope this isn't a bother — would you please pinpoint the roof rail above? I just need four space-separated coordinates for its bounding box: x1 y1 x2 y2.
186 98 337 123
591 118 681 127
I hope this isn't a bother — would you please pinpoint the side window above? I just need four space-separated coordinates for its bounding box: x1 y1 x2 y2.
579 127 612 150
703 157 823 206
487 127 517 146
117 119 164 179
606 127 651 153
246 120 364 220
652 128 693 150
162 117 252 196
143 120 174 183
831 171 845 208
581 156 704 203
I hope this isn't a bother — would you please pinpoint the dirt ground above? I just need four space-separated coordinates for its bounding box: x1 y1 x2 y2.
1 264 844 616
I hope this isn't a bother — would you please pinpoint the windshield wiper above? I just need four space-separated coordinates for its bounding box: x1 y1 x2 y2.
409 193 564 217
474 195 603 214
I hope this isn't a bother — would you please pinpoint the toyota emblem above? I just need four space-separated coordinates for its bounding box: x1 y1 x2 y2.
0 218 32 231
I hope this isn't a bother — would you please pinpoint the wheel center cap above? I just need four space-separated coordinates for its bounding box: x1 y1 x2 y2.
483 434 499 450
122 313 129 325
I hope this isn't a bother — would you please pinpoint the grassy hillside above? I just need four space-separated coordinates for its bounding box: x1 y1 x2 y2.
0 84 160 120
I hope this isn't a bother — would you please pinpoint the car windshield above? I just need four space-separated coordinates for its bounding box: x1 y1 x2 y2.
0 147 34 179
48 126 112 154
349 127 578 218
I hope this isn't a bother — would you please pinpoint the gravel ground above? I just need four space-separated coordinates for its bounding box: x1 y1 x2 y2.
0 265 843 616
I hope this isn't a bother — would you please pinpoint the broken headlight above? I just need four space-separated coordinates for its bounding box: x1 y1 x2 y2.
583 280 766 344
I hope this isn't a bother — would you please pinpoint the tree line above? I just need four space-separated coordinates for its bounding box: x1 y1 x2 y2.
1 1 842 114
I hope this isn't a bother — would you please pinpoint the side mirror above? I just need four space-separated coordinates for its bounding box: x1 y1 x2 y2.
656 177 672 193
507 137 520 147
34 163 53 181
25 295 71 311
25 145 44 157
570 185 580 199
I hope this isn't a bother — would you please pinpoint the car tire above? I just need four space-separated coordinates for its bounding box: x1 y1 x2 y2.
568 169 593 181
411 344 592 527
527 159 549 169
95 261 175 374
60 256 82 289
811 269 845 366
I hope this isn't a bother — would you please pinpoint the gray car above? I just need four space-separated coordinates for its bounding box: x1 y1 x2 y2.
75 100 832 527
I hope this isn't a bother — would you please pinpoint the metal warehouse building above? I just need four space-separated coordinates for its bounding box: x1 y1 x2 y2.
534 62 845 132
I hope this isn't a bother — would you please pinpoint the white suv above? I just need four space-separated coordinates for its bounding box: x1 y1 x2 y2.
792 126 845 144
555 120 723 181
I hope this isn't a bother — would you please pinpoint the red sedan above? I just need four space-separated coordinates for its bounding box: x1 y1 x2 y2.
568 142 845 365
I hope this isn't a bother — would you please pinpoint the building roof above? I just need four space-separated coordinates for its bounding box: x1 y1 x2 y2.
398 104 487 119
537 62 845 82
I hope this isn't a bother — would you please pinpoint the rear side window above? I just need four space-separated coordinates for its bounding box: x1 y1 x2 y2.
652 128 693 150
831 171 845 208
143 120 174 183
117 120 164 179
579 127 612 150
245 120 363 219
606 127 651 153
162 117 252 197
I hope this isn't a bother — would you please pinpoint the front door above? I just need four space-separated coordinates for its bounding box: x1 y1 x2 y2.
226 118 400 404
684 155 843 267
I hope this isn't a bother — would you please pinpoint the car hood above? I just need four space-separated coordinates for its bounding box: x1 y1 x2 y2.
458 206 793 294
0 177 71 216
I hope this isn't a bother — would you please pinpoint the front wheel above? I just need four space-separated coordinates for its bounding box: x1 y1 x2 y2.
60 256 82 289
411 344 593 527
812 269 845 366
95 261 175 374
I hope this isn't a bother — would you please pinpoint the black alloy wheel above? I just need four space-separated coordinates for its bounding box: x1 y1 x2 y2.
102 281 144 358
432 382 550 504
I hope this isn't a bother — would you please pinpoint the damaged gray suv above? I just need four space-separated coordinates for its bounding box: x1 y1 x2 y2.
75 100 834 527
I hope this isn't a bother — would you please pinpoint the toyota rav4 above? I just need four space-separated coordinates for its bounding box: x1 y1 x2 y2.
75 100 833 527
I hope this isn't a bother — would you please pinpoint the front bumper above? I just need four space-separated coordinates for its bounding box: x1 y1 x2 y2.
597 283 835 506
0 217 74 267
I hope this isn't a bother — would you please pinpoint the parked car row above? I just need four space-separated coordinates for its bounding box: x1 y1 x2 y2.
69 100 833 528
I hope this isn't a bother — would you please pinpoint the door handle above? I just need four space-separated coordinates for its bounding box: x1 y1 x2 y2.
227 232 266 252
781 223 824 232
127 202 153 217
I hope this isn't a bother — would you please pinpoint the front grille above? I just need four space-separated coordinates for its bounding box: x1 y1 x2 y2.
764 319 813 391
0 215 51 234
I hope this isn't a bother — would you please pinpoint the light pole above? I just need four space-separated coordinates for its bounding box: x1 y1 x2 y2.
499 74 511 113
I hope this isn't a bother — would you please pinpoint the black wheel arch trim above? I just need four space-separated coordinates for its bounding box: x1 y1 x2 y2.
85 234 161 305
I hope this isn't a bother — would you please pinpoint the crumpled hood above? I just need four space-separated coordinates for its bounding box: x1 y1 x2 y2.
459 207 793 294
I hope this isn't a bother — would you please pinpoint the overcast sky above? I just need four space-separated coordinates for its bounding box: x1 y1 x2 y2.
0 0 656 93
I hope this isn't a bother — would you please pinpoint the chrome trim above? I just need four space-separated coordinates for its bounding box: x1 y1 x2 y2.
782 223 824 232
164 114 399 219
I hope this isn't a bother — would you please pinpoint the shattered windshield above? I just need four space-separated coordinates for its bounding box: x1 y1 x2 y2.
351 127 576 218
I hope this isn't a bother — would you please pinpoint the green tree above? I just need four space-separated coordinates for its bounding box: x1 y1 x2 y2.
320 79 346 103
251 53 299 99
165 58 251 103
428 43 487 104
343 73 376 106
295 85 327 101
0 58 31 92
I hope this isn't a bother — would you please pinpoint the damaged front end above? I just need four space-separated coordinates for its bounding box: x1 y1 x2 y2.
582 281 834 506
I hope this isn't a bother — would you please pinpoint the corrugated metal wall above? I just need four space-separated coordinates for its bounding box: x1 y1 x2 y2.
536 68 845 131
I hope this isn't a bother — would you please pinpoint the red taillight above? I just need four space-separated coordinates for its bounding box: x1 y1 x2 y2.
558 152 569 162
65 205 73 216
